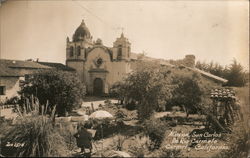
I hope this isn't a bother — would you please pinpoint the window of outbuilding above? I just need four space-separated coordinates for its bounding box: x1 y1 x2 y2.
0 86 6 95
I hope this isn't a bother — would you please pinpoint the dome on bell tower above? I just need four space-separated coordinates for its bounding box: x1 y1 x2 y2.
72 20 92 42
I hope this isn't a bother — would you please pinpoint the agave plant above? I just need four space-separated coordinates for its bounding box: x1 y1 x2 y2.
128 134 152 157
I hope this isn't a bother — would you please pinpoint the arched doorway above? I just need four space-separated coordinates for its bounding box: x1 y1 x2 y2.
93 78 103 96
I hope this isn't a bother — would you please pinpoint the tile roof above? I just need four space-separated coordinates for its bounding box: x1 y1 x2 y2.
129 53 227 83
130 53 138 60
130 52 175 67
186 67 228 83
38 62 75 71
1 59 50 69
0 59 51 77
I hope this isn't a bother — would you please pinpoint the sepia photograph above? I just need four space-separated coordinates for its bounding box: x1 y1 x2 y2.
0 0 249 157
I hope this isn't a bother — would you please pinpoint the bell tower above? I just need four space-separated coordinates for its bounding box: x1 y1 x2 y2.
113 33 131 61
66 19 93 63
66 19 93 82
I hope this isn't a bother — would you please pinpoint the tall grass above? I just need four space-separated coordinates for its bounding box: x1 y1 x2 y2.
214 123 249 158
234 86 250 125
1 96 69 157
214 86 250 158
57 122 77 151
111 134 128 151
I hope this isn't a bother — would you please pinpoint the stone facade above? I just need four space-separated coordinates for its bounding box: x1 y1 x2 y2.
66 20 133 95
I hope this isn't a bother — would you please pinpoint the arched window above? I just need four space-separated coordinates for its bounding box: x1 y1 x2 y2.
117 45 122 60
77 46 81 56
69 46 74 57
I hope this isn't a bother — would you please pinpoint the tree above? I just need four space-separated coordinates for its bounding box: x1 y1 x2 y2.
196 60 210 72
171 72 204 117
196 59 247 87
210 63 225 77
110 81 127 105
114 61 218 120
225 59 247 87
20 69 86 116
113 61 173 120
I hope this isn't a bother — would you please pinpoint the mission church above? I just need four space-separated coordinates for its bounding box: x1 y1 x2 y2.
65 20 228 96
0 20 228 102
66 20 138 95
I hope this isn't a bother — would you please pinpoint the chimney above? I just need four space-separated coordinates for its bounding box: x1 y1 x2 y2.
184 54 195 68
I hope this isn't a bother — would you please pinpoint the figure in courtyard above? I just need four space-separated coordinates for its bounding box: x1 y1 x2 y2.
74 122 93 157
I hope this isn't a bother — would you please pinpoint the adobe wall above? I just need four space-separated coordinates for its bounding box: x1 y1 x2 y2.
0 77 22 102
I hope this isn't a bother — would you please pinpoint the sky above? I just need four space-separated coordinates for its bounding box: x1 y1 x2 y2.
0 0 249 70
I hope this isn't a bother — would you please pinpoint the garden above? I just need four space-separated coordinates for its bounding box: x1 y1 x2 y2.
0 62 249 157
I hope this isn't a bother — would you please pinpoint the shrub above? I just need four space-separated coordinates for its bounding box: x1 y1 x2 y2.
172 106 181 113
4 96 19 105
125 102 137 110
91 119 119 140
115 109 127 121
111 134 128 151
19 69 86 116
104 99 112 105
143 117 169 150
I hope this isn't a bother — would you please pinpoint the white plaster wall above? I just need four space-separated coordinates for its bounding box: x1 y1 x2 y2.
67 46 133 94
85 48 132 93
108 61 129 85
85 48 111 72
0 77 21 102
67 62 85 82
84 47 111 93
66 41 93 60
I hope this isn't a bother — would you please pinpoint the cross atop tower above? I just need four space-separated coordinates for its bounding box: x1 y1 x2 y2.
81 19 86 26
120 27 124 33
113 26 125 35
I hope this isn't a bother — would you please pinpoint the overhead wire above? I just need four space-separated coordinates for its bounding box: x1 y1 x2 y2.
71 0 123 32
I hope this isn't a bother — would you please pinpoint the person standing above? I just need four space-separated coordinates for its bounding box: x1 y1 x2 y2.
74 123 93 157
